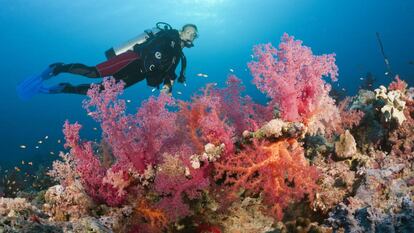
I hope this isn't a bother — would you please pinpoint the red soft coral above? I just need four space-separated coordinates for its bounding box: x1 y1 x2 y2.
337 97 365 134
388 75 408 91
248 33 340 135
153 154 209 222
176 84 236 156
63 121 126 205
214 139 319 220
387 96 414 160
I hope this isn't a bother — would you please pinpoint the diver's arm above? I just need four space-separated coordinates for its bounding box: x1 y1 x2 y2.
160 74 176 95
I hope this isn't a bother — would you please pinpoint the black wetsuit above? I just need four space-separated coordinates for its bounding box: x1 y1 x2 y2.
54 29 186 95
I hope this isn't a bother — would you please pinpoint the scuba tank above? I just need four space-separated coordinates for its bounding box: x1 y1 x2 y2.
105 22 172 59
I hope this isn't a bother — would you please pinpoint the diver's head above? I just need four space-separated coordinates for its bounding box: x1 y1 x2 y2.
179 24 198 48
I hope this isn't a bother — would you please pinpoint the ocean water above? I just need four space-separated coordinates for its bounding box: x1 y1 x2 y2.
0 0 413 166
0 1 413 231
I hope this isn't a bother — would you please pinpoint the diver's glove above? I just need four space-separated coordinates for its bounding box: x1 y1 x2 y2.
160 83 172 96
177 74 186 84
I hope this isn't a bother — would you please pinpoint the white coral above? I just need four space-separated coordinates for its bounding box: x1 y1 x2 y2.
335 130 357 158
0 197 36 217
190 143 225 169
258 119 286 138
374 85 406 125
43 183 94 221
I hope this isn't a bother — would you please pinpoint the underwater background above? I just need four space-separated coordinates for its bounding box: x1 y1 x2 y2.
1 0 413 166
0 1 414 232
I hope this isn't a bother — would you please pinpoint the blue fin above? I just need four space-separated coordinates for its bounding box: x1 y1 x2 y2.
16 66 54 101
39 83 67 94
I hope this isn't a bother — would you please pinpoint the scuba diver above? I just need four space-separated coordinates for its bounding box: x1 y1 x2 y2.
17 22 198 100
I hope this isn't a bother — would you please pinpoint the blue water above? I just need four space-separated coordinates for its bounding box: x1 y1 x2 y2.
0 0 413 166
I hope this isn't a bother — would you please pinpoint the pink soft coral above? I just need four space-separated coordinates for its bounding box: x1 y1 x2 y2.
248 33 340 135
213 75 271 134
64 78 178 205
83 77 177 172
63 121 126 205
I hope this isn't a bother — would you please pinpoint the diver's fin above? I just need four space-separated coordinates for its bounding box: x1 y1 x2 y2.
38 83 68 94
47 63 64 78
16 66 54 101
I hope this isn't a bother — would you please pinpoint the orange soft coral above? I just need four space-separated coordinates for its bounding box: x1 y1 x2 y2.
135 199 168 230
214 139 319 220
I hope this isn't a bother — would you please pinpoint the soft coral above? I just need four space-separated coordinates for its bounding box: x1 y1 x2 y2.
63 121 126 205
214 139 319 220
248 33 340 135
83 77 177 172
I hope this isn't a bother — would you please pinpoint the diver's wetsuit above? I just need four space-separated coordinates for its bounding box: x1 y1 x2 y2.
53 29 186 95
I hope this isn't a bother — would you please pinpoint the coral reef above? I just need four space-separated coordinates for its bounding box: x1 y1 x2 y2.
2 33 413 233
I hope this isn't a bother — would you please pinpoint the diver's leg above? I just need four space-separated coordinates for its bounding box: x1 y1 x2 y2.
42 82 92 95
45 75 143 95
112 59 145 89
52 63 100 78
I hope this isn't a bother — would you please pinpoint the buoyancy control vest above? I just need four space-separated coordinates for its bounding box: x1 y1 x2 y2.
104 22 187 86
104 22 173 59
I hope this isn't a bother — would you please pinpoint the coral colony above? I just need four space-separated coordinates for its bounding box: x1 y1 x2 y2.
1 34 413 233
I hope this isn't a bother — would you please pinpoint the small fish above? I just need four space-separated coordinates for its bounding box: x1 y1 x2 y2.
14 167 20 172
87 112 94 116
44 135 48 139
38 140 43 144
359 77 364 80
28 162 33 166
57 139 61 144
250 55 254 59
197 73 208 78
342 88 346 91
35 146 39 149
152 88 156 92
385 72 389 75
93 127 98 131
21 161 25 165
20 145 27 149
177 91 182 95
50 152 55 155
126 99 131 103
229 68 234 72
